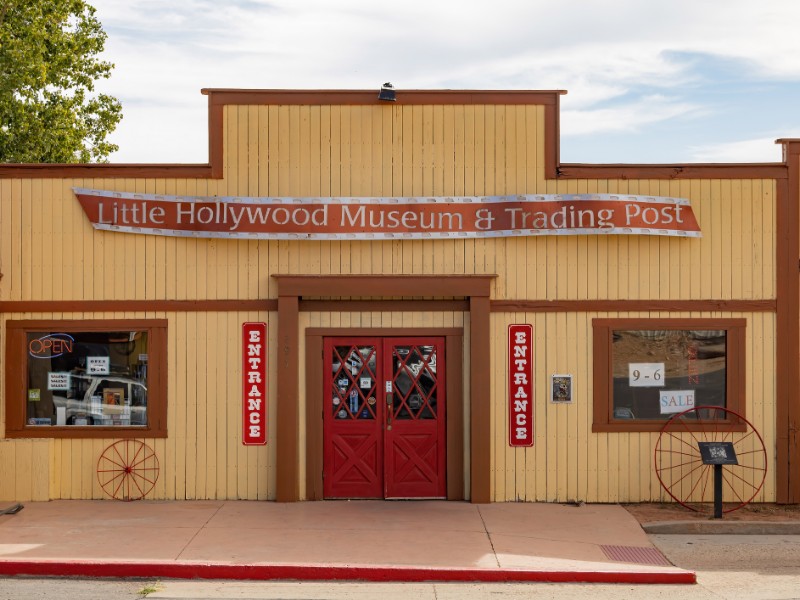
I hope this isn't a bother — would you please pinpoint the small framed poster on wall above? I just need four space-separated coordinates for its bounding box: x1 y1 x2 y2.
551 374 573 404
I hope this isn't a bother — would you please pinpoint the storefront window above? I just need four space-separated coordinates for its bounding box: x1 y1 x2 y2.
5 320 167 438
592 319 746 432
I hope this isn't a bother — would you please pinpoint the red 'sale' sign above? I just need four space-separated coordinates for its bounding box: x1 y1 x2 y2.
509 324 533 447
243 322 267 445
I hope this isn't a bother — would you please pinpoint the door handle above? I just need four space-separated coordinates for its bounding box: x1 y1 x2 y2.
386 393 392 430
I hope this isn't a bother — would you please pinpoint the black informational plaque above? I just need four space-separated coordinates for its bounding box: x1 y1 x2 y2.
698 441 738 465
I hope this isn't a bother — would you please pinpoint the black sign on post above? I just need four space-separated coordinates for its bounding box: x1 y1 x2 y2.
698 441 738 518
698 442 739 465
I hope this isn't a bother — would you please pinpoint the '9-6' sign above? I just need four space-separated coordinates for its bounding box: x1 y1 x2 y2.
629 363 664 387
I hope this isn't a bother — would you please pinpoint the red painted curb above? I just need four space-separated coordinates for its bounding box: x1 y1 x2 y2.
0 560 696 584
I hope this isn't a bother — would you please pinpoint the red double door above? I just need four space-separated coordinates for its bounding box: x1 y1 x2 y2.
323 337 446 499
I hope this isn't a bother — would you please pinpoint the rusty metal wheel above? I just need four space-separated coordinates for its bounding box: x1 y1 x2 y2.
654 406 767 514
97 440 159 501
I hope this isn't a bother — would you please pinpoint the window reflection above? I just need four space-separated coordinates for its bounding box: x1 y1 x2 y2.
392 345 437 420
26 331 149 427
331 345 377 420
611 330 727 421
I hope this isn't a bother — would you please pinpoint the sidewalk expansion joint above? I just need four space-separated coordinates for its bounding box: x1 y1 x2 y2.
476 506 501 569
174 501 226 561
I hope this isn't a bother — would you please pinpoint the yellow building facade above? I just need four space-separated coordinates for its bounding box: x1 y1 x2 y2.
1 89 798 505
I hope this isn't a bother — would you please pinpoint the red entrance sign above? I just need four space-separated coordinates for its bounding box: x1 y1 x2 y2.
509 324 533 447
242 322 267 445
74 188 702 239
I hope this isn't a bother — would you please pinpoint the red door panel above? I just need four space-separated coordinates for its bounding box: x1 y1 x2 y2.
323 337 446 499
384 339 446 499
323 340 382 498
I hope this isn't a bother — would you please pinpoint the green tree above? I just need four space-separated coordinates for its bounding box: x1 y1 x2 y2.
0 0 122 163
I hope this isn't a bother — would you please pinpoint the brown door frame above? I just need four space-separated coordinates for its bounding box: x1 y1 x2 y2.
274 275 495 502
309 330 460 500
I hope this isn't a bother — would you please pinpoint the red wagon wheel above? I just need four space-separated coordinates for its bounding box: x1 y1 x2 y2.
97 440 160 501
654 406 767 514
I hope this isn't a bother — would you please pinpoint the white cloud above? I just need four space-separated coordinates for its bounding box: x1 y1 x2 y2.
687 136 790 163
105 103 208 164
86 0 800 163
562 95 703 136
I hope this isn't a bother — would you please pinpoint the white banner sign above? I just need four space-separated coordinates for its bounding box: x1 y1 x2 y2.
75 189 703 240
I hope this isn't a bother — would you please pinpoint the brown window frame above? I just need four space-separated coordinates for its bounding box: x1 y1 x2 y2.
4 319 168 439
592 318 747 433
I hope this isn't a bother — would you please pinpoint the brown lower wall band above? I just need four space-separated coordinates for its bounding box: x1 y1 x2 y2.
491 299 777 312
0 300 275 313
0 298 777 314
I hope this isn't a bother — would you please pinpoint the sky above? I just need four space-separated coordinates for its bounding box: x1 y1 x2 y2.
90 0 800 165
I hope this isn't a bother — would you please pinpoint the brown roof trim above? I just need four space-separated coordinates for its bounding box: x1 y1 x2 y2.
202 88 566 106
778 139 800 160
0 164 213 179
556 163 787 180
208 95 223 178
0 88 791 180
776 143 800 502
544 101 560 179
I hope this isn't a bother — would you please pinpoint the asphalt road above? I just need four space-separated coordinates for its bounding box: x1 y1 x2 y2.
1 534 799 599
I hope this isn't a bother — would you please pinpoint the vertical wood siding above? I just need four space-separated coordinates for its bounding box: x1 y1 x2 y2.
1 310 274 501
491 311 775 502
0 103 778 500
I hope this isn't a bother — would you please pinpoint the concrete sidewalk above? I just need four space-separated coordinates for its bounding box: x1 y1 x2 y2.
0 500 694 584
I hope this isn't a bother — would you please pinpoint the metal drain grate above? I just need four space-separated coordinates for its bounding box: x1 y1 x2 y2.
601 544 672 566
